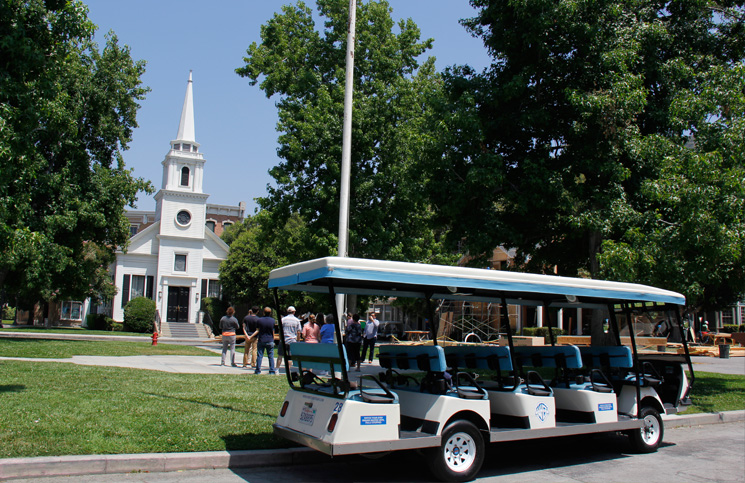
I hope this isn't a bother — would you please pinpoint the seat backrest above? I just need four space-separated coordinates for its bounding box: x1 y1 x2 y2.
514 345 582 369
579 346 633 369
443 345 513 372
377 344 447 372
289 342 349 373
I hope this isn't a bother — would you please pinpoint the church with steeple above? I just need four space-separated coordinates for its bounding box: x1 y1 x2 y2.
110 72 245 325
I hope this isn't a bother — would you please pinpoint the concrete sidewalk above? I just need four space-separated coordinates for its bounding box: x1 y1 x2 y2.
0 348 385 376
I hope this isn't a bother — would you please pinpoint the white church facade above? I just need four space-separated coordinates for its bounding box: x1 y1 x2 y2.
110 72 244 324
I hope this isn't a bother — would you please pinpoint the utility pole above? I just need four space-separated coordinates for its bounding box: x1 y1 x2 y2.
336 0 356 321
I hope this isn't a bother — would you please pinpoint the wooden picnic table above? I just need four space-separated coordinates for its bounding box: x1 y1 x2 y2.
712 333 732 345
404 330 429 341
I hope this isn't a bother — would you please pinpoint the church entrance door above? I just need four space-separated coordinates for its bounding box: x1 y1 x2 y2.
167 286 190 322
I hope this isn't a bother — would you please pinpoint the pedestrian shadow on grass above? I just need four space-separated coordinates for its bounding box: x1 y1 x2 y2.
0 384 25 393
143 392 276 418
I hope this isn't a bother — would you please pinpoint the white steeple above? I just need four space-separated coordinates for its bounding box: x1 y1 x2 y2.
155 70 208 228
171 70 199 151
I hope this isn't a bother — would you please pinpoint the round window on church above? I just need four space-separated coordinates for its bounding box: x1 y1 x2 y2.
176 210 192 226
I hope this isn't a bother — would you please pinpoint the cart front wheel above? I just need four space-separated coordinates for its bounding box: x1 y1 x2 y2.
629 406 664 453
426 420 484 482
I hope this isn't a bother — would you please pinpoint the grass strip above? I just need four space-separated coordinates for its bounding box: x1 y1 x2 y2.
1 327 149 336
0 361 288 458
679 371 745 414
0 339 216 358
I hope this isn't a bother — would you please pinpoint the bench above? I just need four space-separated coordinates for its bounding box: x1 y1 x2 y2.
579 346 633 369
556 336 668 349
377 344 447 373
513 345 583 369
578 345 661 388
513 346 622 424
513 345 582 396
377 344 468 396
288 342 351 397
443 345 519 392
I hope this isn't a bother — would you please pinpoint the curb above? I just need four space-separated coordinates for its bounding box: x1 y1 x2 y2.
663 409 745 428
1 411 743 481
0 447 325 481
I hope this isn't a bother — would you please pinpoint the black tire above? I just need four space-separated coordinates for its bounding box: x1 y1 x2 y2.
426 420 485 482
629 406 664 453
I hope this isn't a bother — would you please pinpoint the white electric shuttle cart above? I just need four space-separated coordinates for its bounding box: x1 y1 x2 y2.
269 257 694 482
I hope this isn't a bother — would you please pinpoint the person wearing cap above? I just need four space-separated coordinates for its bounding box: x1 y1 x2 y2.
277 306 301 369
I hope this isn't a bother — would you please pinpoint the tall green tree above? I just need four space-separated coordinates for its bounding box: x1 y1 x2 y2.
236 0 457 265
430 0 744 310
219 212 317 310
0 0 151 305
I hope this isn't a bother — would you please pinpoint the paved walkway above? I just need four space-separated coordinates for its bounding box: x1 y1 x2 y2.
0 349 384 376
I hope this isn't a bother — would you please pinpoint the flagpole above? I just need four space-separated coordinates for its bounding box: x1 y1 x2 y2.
336 0 356 320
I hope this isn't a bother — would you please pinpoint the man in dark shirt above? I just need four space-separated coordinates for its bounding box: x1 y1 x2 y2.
252 306 277 375
242 306 260 368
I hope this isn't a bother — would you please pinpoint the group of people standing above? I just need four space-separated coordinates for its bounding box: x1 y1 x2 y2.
218 306 381 374
219 306 278 374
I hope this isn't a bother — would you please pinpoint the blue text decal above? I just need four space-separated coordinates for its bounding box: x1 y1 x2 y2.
360 415 387 425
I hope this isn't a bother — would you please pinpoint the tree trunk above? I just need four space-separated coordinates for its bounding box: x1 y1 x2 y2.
588 230 603 278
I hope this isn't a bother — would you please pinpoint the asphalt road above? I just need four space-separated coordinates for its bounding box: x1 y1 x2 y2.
7 421 743 483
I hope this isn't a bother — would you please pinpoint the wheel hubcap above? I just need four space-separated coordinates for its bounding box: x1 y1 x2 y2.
642 414 660 445
443 431 476 472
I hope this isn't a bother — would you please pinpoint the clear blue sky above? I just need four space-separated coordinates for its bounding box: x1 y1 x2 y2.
84 0 492 213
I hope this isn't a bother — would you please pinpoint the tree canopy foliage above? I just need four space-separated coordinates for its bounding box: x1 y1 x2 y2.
236 0 458 266
219 212 316 309
0 0 151 305
428 0 744 310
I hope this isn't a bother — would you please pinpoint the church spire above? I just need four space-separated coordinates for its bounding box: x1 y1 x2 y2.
172 71 199 152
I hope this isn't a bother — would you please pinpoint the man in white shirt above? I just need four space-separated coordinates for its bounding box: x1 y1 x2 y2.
277 306 301 369
361 312 379 364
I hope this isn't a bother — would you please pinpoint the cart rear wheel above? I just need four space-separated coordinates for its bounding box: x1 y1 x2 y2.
629 406 664 453
426 420 484 482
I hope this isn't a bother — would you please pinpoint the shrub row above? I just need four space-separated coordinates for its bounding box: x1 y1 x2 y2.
521 327 566 340
123 297 157 333
84 297 155 333
2 305 16 321
85 313 124 332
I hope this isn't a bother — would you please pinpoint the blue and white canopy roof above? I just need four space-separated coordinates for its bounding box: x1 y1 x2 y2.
268 257 686 307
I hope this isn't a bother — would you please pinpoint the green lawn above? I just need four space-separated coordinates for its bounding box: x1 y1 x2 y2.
0 361 288 458
679 372 745 414
0 338 216 358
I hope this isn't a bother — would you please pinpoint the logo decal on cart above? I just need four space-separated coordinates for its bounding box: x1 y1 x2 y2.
299 405 316 426
535 403 550 422
360 415 386 425
598 403 614 412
